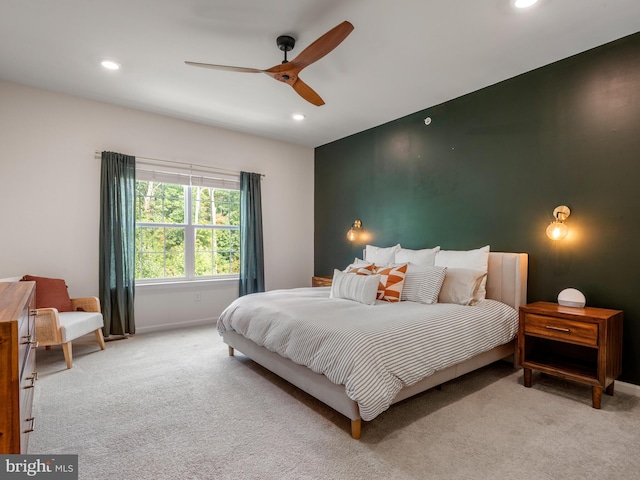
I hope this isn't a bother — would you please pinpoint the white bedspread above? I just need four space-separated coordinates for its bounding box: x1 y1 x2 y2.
217 287 518 421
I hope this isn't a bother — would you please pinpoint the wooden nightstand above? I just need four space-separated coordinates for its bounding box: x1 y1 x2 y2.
311 275 333 287
518 301 623 409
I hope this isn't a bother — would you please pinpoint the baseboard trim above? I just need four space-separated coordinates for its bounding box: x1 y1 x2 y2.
616 380 640 397
135 317 215 334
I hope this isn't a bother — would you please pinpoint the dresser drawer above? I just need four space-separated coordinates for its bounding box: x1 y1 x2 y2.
18 304 33 381
19 346 36 454
524 313 598 347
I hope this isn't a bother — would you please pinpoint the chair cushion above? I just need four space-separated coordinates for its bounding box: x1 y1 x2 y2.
21 275 73 312
58 312 104 343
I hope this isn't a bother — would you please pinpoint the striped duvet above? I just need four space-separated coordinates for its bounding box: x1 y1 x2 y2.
217 287 518 421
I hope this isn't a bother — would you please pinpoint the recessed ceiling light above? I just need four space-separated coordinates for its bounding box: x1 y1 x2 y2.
291 113 306 121
513 0 538 8
101 60 121 70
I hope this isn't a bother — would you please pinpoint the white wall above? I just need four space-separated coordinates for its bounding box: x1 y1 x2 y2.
0 80 314 332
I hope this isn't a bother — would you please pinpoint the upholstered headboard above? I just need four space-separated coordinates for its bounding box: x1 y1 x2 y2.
486 252 528 310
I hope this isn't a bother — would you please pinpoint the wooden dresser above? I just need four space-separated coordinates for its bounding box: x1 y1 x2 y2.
0 281 37 454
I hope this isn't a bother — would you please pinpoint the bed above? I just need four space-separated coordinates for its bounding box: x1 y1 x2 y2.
218 252 528 439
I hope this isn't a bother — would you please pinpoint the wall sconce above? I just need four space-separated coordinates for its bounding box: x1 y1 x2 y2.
346 219 363 241
546 205 571 240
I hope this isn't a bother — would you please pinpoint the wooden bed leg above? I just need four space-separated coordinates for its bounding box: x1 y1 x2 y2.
351 419 361 440
228 346 234 356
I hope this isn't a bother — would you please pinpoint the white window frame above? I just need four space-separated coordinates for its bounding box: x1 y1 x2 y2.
135 164 240 285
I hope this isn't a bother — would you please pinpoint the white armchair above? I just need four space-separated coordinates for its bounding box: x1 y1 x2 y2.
0 275 107 369
34 296 106 369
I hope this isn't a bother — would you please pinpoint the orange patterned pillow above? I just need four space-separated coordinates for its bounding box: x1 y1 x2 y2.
346 263 376 276
374 263 408 302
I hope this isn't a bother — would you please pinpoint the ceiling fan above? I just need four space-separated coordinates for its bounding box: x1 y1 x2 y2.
185 21 354 106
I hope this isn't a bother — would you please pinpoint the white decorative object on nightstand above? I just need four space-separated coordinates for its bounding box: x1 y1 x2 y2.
558 288 586 308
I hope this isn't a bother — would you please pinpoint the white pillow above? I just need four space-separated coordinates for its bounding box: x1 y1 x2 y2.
330 269 380 305
396 246 440 266
364 244 401 265
438 268 487 306
401 264 447 304
435 245 490 303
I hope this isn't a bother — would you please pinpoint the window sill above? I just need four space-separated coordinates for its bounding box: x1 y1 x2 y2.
135 277 238 291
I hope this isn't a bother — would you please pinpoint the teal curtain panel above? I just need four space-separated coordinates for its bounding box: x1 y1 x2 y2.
239 171 265 296
99 151 136 335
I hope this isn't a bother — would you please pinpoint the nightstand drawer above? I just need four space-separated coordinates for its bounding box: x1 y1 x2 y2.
524 313 598 347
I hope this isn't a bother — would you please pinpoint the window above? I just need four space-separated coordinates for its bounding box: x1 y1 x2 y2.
134 166 240 282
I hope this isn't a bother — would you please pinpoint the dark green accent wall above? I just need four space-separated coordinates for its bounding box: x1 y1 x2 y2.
315 32 640 385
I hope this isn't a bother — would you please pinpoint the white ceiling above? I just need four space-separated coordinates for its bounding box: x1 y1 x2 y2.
2 0 639 148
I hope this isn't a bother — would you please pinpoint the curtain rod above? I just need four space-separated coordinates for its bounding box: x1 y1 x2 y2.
94 150 265 177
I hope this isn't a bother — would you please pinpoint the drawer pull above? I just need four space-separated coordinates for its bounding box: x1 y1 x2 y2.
545 325 571 333
24 417 35 434
24 373 37 389
20 336 38 347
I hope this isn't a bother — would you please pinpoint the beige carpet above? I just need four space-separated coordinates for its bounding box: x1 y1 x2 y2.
30 325 640 480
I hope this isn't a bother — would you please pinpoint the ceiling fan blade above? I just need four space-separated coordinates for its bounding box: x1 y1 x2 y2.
289 21 354 71
185 61 263 74
291 77 325 106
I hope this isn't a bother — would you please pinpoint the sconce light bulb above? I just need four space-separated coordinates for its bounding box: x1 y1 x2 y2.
346 219 363 242
546 221 568 240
